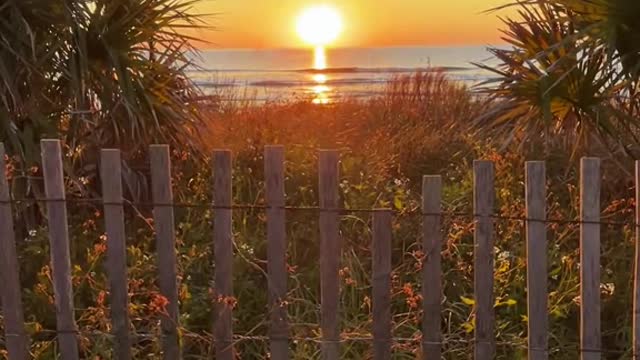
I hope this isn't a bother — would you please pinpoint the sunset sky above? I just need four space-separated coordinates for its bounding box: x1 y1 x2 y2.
192 0 513 49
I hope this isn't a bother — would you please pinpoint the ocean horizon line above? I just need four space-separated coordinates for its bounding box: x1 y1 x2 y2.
186 65 474 74
193 44 502 53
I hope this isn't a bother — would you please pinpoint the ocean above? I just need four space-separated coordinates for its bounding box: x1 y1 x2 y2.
187 46 499 103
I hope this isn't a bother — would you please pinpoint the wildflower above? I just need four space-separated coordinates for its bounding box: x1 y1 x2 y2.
94 243 107 256
403 283 421 309
286 264 298 274
97 291 106 306
150 293 170 314
403 283 414 297
339 267 356 286
216 295 238 309
407 294 422 309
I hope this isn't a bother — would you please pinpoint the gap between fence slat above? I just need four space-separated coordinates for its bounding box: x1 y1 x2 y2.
150 145 181 360
0 143 28 360
41 139 80 360
213 150 234 360
473 160 495 360
319 150 341 360
580 158 601 360
265 146 289 359
100 149 132 360
422 175 442 359
526 161 548 360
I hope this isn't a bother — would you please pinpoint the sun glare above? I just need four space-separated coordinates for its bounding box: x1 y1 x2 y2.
296 6 343 46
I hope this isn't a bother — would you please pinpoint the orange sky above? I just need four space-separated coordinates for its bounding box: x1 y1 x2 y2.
191 0 512 49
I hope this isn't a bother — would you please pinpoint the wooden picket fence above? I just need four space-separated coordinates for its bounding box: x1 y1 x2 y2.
0 139 639 360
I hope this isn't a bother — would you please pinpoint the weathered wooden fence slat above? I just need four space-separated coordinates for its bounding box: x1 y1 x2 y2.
635 161 640 359
473 160 495 360
213 150 234 360
41 139 80 360
372 210 392 360
526 161 548 360
422 175 443 359
100 149 132 360
580 158 601 360
0 144 28 360
150 145 181 360
265 146 289 360
319 150 341 360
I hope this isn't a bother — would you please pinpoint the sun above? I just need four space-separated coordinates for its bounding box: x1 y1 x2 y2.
296 5 343 46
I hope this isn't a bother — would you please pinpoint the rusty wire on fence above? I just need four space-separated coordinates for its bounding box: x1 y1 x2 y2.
1 197 636 226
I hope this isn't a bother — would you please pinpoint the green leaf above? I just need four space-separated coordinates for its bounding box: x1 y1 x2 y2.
460 296 475 306
393 196 404 210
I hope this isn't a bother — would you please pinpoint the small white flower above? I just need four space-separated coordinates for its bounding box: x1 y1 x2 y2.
28 229 37 237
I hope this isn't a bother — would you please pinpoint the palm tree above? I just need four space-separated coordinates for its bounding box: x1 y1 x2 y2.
0 0 205 174
478 0 640 159
554 0 640 80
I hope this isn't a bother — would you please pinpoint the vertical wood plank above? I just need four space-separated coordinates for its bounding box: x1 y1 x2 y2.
372 210 392 360
265 146 288 359
526 162 548 360
473 160 495 360
580 158 601 360
319 150 341 360
41 139 79 360
100 149 132 360
0 144 28 360
422 175 442 359
213 150 234 360
634 161 640 359
149 145 181 360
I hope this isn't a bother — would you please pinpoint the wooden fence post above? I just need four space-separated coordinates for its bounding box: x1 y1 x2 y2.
213 150 234 360
580 158 601 360
100 149 132 359
265 146 288 359
150 145 181 360
634 161 640 359
473 160 495 360
372 210 392 360
319 150 341 360
525 162 548 360
0 144 28 360
422 175 442 359
41 139 80 360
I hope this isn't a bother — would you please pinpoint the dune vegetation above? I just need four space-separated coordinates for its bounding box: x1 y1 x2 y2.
2 71 637 359
2 0 640 359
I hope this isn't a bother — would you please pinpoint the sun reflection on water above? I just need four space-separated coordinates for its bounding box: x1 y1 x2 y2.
311 47 331 104
313 74 327 84
314 46 327 70
312 85 331 104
